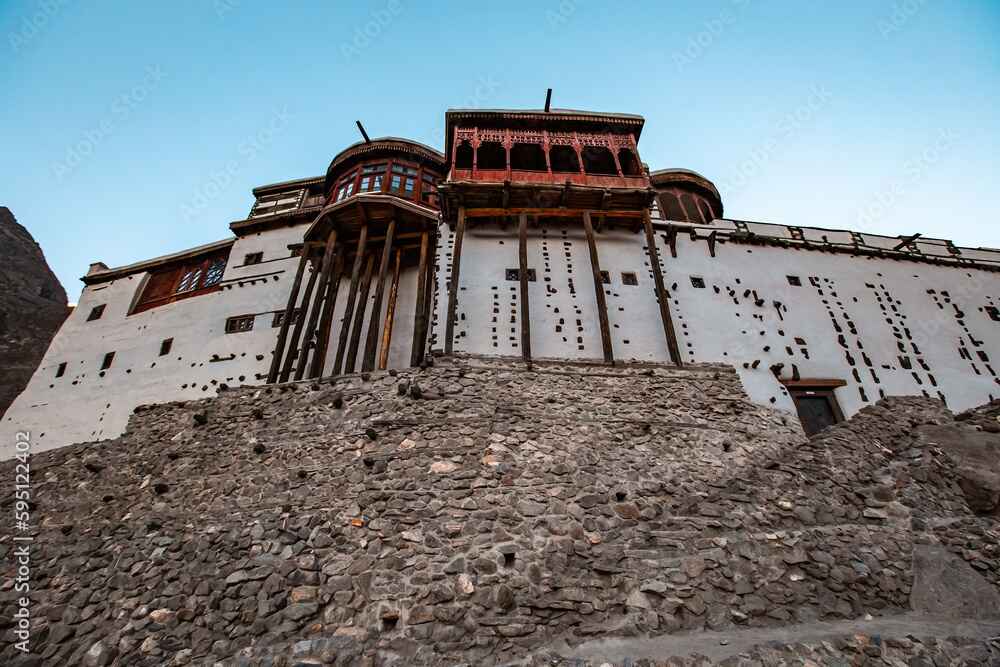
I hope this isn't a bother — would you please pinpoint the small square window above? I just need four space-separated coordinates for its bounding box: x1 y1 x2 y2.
690 276 706 289
55 362 67 378
100 352 115 370
787 275 802 287
505 268 537 282
87 304 106 321
621 272 638 286
599 271 611 284
225 315 255 334
244 252 263 265
272 309 302 328
159 338 173 356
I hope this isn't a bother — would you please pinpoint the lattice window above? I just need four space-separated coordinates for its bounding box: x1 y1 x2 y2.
225 315 255 334
251 190 302 218
133 248 231 314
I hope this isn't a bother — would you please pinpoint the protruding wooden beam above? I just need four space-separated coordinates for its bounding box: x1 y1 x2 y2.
582 210 614 364
642 211 682 366
266 247 310 383
410 229 431 367
379 248 403 370
332 226 370 375
345 253 376 374
444 207 466 355
518 212 532 367
362 220 396 372
301 246 343 380
279 255 320 383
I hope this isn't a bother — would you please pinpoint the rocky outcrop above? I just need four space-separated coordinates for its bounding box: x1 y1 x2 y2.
0 207 68 418
0 357 997 666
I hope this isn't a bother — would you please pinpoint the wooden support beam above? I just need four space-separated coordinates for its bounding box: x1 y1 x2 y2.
410 229 431 367
300 247 343 380
362 219 396 372
266 246 310 383
463 207 644 219
707 230 718 258
344 253 376 374
332 226 370 375
642 211 683 366
421 229 437 361
444 206 466 355
518 212 532 367
379 248 403 370
582 210 614 364
278 255 320 383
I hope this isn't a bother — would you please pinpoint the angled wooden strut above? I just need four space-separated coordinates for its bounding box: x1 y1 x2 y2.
379 248 403 370
444 206 466 355
278 252 320 383
303 231 341 379
410 229 430 367
582 210 614 364
362 219 396 372
300 245 343 380
345 253 376 374
642 211 682 366
267 246 310 383
332 225 370 375
518 212 532 367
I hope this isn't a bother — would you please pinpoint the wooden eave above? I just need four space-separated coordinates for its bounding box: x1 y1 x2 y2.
230 205 324 236
82 238 235 285
325 138 446 192
303 193 440 243
252 175 325 197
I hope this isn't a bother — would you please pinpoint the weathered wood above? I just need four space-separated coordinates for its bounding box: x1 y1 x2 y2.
518 212 531 367
463 207 645 218
362 220 396 372
420 228 437 362
300 247 343 380
642 211 682 366
345 253 376 374
444 207 466 355
266 246 310 383
278 255 320 383
582 210 614 363
379 248 403 370
303 231 342 379
410 229 430 367
332 226 370 375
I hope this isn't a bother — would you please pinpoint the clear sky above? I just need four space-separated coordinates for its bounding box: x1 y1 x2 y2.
2 1 998 300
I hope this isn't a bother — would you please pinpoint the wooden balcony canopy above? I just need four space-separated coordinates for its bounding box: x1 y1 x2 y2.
303 193 438 243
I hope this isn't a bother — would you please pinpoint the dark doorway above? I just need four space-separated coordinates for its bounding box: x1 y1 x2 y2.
787 385 845 436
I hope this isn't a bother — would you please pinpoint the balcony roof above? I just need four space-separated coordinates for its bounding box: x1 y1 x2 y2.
324 137 446 193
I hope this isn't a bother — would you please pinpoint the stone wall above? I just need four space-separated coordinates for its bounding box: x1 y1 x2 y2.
0 207 68 419
1 356 997 666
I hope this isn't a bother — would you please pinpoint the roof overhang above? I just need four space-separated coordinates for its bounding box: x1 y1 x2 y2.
324 137 446 193
82 238 235 285
303 193 440 243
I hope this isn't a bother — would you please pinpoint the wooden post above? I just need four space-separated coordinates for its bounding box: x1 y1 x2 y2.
300 247 343 380
301 231 341 379
266 246 310 383
518 212 532 367
278 254 320 383
379 248 403 370
444 206 466 355
420 229 437 363
332 225 369 375
362 220 396 372
410 229 430 367
642 210 682 366
582 210 614 363
345 253 376 374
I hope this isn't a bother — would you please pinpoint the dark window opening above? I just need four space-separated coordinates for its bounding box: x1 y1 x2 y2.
617 148 641 176
477 142 506 170
987 305 1000 322
510 143 547 171
600 270 611 284
680 193 705 223
100 352 115 370
550 145 580 173
272 309 302 327
244 252 263 265
661 193 687 221
225 315 255 334
582 146 617 175
455 141 473 169
159 338 173 356
505 268 537 282
56 362 67 378
622 272 638 286
420 173 437 206
787 275 802 287
788 387 845 436
690 276 706 288
87 304 106 321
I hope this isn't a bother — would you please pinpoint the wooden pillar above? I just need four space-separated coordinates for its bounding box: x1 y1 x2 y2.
278 254 320 383
420 229 437 362
642 210 683 366
444 207 466 355
362 220 396 372
332 225 369 375
300 247 343 380
379 248 403 370
518 212 532 367
344 253 376 374
410 228 431 366
582 210 614 363
266 246 310 383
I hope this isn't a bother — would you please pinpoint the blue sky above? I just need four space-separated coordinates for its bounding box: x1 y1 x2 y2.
2 1 998 300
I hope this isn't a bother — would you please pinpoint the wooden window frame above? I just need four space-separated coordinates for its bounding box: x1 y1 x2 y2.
328 159 439 208
225 314 255 334
243 252 263 266
132 248 230 314
783 379 847 436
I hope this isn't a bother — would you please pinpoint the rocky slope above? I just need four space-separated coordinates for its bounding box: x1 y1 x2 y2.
0 356 997 666
0 207 68 418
